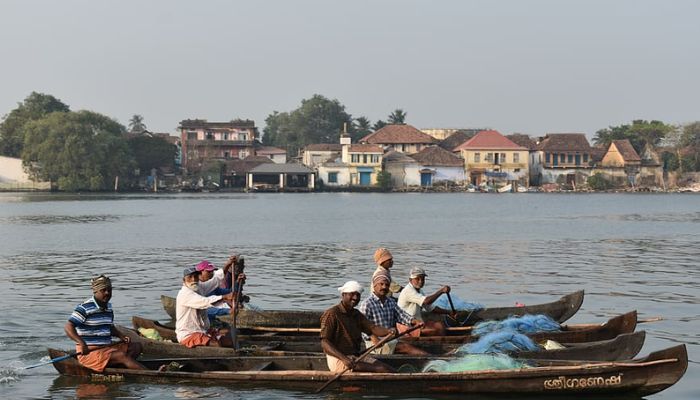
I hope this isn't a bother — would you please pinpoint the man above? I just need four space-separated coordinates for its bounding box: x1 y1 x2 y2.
64 275 145 372
196 258 249 321
358 272 428 355
371 247 402 295
176 259 238 348
320 281 396 373
397 266 453 336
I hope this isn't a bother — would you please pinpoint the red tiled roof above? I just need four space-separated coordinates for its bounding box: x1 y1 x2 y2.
506 134 537 150
612 140 641 162
409 146 463 167
360 124 436 144
536 133 591 152
454 130 526 151
348 144 383 153
255 146 286 155
303 143 343 152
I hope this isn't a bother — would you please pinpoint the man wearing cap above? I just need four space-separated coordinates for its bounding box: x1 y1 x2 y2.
397 267 452 336
320 281 396 373
371 248 402 295
176 260 237 348
196 257 249 321
64 275 146 372
359 272 428 355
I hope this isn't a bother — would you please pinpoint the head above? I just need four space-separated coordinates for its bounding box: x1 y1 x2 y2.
409 266 427 289
373 248 393 269
337 281 363 309
182 266 200 291
195 260 216 281
91 275 112 305
372 273 391 298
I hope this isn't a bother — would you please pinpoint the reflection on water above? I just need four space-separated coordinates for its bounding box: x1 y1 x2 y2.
0 193 699 399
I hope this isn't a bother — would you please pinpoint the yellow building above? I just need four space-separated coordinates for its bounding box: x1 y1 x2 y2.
454 130 529 187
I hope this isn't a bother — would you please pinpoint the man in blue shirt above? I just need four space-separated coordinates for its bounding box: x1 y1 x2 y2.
64 275 145 372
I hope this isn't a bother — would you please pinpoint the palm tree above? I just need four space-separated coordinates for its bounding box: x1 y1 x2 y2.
128 114 147 133
388 109 407 124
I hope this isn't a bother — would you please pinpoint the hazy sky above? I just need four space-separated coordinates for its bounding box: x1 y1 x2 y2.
1 1 698 139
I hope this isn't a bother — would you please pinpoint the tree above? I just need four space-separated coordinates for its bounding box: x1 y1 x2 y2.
681 121 700 148
127 135 177 174
373 120 387 131
22 110 134 191
388 109 407 124
593 120 674 154
587 173 612 191
0 92 70 157
262 94 354 156
128 114 147 133
376 171 392 191
352 116 372 143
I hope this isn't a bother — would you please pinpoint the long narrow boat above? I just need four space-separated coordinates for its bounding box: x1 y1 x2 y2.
48 344 687 396
161 290 584 327
126 313 643 360
135 310 637 345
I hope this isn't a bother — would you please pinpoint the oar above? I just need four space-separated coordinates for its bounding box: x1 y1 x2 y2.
315 323 424 394
24 342 121 370
446 292 457 315
230 275 244 350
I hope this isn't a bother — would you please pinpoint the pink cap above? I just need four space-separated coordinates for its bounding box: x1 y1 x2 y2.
195 260 215 272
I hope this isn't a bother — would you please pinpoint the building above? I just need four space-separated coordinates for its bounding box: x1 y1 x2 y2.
317 135 384 187
179 119 257 173
595 139 643 187
535 133 594 186
359 124 435 154
409 146 466 186
222 155 274 188
454 130 529 187
383 150 422 187
301 143 342 169
247 163 315 191
254 146 287 164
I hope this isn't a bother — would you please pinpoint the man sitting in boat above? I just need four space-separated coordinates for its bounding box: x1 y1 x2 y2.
397 266 453 336
64 275 146 372
196 257 249 322
371 248 402 296
176 263 237 348
359 272 428 355
320 280 396 373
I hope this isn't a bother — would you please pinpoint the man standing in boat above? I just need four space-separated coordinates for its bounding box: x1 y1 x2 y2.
359 272 428 355
176 258 239 348
397 266 453 336
320 281 396 373
64 275 146 372
371 248 402 296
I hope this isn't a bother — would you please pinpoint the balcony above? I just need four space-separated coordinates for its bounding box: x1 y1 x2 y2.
187 139 254 146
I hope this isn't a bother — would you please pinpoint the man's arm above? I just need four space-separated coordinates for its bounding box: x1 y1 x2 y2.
64 321 89 355
321 339 354 369
422 286 450 307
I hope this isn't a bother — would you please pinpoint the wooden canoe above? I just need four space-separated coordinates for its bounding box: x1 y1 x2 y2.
47 344 687 396
129 315 644 360
160 290 584 327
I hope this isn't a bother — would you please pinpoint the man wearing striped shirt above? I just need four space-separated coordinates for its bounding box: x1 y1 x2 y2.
64 275 145 372
358 272 428 355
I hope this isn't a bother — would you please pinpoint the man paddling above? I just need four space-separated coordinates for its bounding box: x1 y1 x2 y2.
359 272 428 355
176 260 238 348
371 248 403 295
197 257 249 321
397 266 453 336
320 281 396 373
64 275 145 372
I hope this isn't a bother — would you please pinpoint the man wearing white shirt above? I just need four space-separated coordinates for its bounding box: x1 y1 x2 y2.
397 267 452 336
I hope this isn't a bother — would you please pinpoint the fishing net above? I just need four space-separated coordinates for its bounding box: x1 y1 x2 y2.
455 331 541 354
472 314 560 336
423 354 529 372
433 293 483 312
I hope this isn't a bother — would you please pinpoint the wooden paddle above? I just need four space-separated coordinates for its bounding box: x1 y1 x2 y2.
315 323 424 393
25 341 122 370
230 275 244 350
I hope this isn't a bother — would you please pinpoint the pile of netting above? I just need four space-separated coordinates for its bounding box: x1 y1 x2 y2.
433 293 483 313
423 354 529 372
455 314 561 355
472 314 560 336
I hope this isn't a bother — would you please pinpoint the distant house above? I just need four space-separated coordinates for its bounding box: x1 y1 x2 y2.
454 130 529 187
317 135 383 187
507 134 538 185
639 144 664 187
535 133 594 186
383 150 422 187
247 163 315 191
222 155 273 188
409 146 465 186
301 143 342 169
359 124 435 154
437 129 481 151
255 146 287 164
179 119 258 173
595 139 643 187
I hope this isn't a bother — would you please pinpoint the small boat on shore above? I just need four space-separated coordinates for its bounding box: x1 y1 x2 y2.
47 344 687 396
160 290 584 327
128 311 641 360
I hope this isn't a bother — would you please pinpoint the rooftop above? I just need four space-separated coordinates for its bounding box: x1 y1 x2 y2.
409 146 463 167
536 133 591 152
454 130 526 151
360 124 436 144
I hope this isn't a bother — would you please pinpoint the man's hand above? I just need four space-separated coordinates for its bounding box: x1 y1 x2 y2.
78 342 89 356
120 335 131 344
223 255 238 272
441 285 451 294
344 355 357 370
222 292 235 302
237 272 246 284
387 328 398 337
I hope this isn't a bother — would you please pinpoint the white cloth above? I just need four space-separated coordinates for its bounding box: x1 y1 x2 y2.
364 338 398 355
338 280 363 294
175 269 226 342
397 282 434 322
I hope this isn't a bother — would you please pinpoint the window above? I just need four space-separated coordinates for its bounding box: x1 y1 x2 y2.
401 144 406 152
206 131 214 140
371 155 379 163
224 151 230 159
328 172 338 183
560 154 565 163
567 154 573 163
501 153 506 163
486 153 493 162
363 154 368 164
187 131 197 140
223 133 229 140
545 153 550 163
583 154 589 163
474 152 481 163
238 133 247 141
514 168 521 172
513 153 520 163
351 154 359 163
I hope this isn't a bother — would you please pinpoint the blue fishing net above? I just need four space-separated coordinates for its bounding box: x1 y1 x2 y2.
433 293 483 312
423 354 529 372
472 314 560 337
455 331 541 354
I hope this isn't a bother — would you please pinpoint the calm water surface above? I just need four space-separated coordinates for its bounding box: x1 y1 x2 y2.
0 192 698 399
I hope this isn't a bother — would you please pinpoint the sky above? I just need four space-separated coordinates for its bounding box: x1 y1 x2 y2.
1 0 698 139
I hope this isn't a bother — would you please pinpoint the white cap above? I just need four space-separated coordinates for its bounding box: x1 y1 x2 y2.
337 280 364 294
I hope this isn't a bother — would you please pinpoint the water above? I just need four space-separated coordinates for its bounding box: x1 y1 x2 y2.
0 192 698 399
